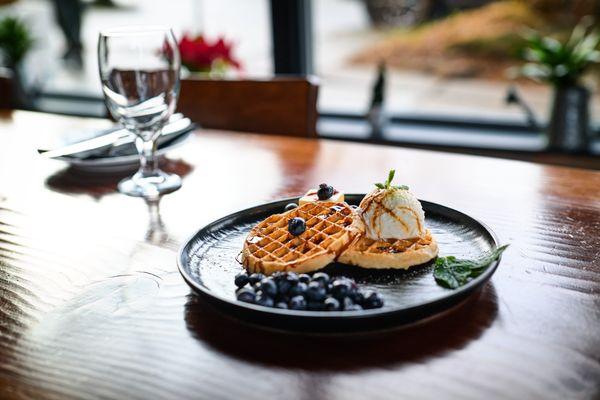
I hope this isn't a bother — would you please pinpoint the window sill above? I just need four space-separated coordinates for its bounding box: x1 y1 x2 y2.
318 117 600 170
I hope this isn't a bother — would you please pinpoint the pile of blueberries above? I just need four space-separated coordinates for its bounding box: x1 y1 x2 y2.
234 271 384 311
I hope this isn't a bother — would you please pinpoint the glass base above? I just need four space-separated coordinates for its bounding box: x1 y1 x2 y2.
118 170 181 198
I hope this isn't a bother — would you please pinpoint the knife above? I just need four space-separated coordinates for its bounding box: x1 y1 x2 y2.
105 118 194 158
39 114 192 159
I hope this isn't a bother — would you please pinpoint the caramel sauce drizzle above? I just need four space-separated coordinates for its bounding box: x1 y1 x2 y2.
359 189 423 239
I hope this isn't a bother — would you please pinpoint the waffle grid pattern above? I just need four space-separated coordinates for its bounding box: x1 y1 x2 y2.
244 202 354 266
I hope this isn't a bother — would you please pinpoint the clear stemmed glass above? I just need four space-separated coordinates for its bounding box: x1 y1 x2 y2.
98 26 182 198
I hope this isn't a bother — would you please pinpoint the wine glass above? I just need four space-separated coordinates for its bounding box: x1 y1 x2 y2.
98 26 181 198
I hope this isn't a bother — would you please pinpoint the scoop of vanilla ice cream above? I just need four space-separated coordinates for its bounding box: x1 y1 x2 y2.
359 188 425 240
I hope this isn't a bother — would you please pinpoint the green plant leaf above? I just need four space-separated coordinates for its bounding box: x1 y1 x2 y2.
520 63 551 82
386 169 395 186
519 20 600 85
374 169 411 190
567 21 588 50
574 30 600 55
554 64 569 78
0 17 33 67
587 50 600 63
433 245 509 289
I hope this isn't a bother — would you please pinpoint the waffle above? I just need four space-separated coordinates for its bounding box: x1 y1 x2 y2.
338 228 438 269
242 202 358 274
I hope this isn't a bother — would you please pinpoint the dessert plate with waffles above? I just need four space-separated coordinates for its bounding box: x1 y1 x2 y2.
178 170 506 333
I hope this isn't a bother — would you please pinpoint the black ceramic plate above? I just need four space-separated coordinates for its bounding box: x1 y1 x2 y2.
178 194 502 333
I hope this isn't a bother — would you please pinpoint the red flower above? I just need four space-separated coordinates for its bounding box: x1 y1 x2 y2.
178 33 241 73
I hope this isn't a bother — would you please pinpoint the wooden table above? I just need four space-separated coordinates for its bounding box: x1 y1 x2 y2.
1 110 599 400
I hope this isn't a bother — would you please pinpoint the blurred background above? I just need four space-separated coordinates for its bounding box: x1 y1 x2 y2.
1 0 599 166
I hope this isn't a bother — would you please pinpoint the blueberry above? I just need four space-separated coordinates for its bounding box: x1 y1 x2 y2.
324 297 340 311
259 278 278 297
289 295 307 310
348 279 359 291
272 271 286 282
236 285 255 295
342 297 354 310
275 302 288 309
255 291 274 308
288 217 306 236
277 295 290 304
248 273 265 285
362 291 384 309
350 290 365 305
317 183 334 200
307 301 325 311
234 272 249 288
289 282 308 297
284 203 298 211
277 279 292 295
306 281 326 301
312 272 330 286
286 272 299 284
331 280 351 300
298 274 311 284
236 287 256 303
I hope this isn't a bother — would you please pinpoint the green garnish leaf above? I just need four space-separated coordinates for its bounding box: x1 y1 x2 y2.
386 169 395 187
375 169 409 190
433 245 509 289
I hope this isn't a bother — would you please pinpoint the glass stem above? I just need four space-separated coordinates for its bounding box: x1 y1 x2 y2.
135 131 159 177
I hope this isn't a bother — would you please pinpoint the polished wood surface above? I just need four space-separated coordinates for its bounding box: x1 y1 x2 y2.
0 110 599 400
178 77 319 137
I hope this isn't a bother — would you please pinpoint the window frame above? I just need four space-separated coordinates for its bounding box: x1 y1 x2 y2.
269 0 599 142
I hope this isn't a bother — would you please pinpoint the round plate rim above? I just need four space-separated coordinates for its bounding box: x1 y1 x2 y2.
177 195 502 320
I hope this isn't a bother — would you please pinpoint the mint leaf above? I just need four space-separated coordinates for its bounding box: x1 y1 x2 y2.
375 169 409 190
432 264 460 289
433 245 509 289
386 169 395 187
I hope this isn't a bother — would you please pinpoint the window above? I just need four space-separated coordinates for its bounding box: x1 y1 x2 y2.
4 0 599 140
312 0 600 132
4 0 271 99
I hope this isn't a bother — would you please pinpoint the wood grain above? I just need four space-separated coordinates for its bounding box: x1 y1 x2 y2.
0 110 599 400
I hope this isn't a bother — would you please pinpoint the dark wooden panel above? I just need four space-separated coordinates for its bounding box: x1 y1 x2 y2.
0 69 15 109
178 77 319 137
0 111 599 400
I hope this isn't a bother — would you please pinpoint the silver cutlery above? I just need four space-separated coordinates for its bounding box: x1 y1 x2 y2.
39 114 193 159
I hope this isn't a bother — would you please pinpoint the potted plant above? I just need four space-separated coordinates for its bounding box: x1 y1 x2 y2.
177 33 241 78
520 20 600 152
0 16 33 108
